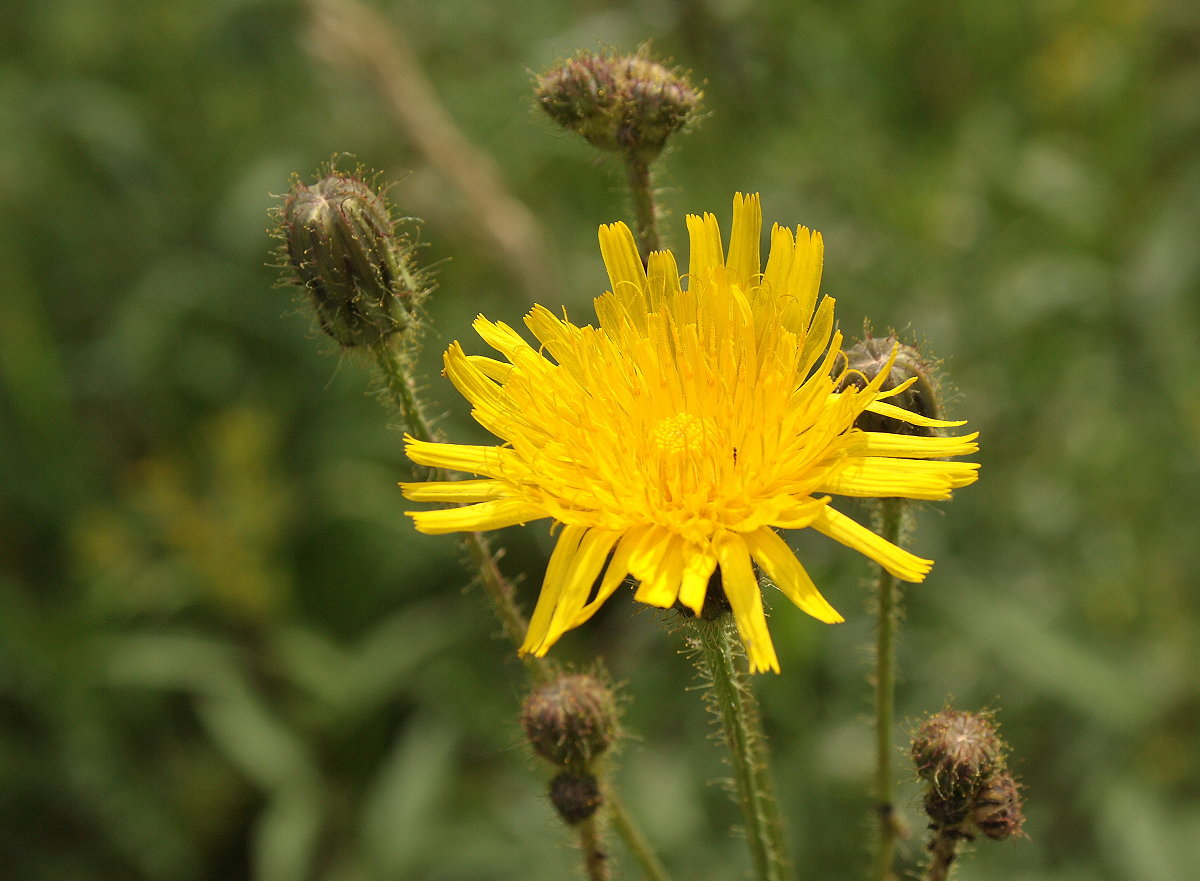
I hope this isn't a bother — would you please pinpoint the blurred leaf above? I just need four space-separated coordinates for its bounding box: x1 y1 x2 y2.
359 711 460 879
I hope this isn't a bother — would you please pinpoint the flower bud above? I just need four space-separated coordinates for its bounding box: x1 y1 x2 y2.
535 50 701 160
835 334 942 435
971 773 1025 840
277 165 426 348
912 709 1004 798
548 771 603 825
520 673 620 772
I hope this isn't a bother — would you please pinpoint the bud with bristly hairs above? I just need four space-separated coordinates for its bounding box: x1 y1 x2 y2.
275 161 429 348
911 707 1026 880
534 48 702 162
835 332 944 436
521 672 621 773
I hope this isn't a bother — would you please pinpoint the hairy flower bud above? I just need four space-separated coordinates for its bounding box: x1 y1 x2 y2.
535 50 701 160
548 771 603 825
521 673 620 772
276 165 426 348
836 334 943 436
912 709 1004 798
971 773 1025 840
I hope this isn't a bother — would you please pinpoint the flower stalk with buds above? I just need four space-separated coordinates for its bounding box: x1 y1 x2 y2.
837 332 953 881
521 672 666 881
535 49 701 261
911 709 1026 881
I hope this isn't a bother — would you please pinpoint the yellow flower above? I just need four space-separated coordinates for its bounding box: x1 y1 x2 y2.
402 194 979 672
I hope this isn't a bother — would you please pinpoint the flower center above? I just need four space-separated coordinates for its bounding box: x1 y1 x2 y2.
649 413 708 457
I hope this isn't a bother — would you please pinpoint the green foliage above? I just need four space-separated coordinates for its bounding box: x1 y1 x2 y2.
2 0 1198 879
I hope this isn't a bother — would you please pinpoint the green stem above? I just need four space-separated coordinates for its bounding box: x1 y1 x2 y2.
370 340 671 881
623 153 661 262
608 790 672 881
693 617 790 881
872 498 909 881
371 340 434 444
370 340 552 683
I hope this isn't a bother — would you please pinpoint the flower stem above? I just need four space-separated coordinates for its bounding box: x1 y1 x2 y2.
693 617 790 881
923 827 961 881
623 153 661 262
608 790 672 881
370 340 552 682
578 815 611 881
369 340 670 879
872 498 910 881
370 340 434 444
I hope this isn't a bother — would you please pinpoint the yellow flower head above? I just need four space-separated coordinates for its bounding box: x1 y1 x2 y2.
402 195 979 672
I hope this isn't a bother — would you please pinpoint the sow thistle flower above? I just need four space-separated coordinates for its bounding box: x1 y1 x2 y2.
402 194 978 672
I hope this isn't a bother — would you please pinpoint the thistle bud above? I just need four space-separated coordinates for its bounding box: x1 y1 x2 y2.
548 771 603 825
535 50 701 160
912 709 1004 799
914 707 1027 873
971 773 1025 840
835 334 942 435
521 673 620 772
276 165 426 348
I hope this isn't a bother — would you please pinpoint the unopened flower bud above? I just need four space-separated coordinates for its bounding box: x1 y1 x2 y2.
971 773 1025 840
521 673 620 771
548 771 603 825
535 50 701 160
836 334 942 435
912 709 1004 800
277 165 426 348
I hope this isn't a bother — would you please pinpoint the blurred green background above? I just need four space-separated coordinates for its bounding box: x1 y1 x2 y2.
3 0 1198 878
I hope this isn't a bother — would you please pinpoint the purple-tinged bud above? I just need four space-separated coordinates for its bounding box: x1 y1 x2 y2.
971 773 1025 840
912 709 1004 799
535 50 701 160
548 771 603 825
521 673 621 772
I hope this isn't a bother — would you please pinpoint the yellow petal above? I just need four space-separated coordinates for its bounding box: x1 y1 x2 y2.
744 528 843 623
567 525 649 628
810 506 933 582
716 532 780 674
645 249 682 312
862 431 980 459
521 525 587 655
782 226 823 330
408 498 544 535
542 528 622 650
727 193 762 287
404 437 512 479
677 548 717 616
864 399 968 428
599 221 648 299
819 458 981 500
686 211 725 280
762 223 795 300
632 529 683 608
400 479 508 503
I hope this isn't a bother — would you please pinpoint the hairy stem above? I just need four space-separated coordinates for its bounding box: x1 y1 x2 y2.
370 341 671 878
872 497 910 881
624 153 661 262
923 827 962 881
578 815 611 881
370 340 551 682
693 617 790 881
